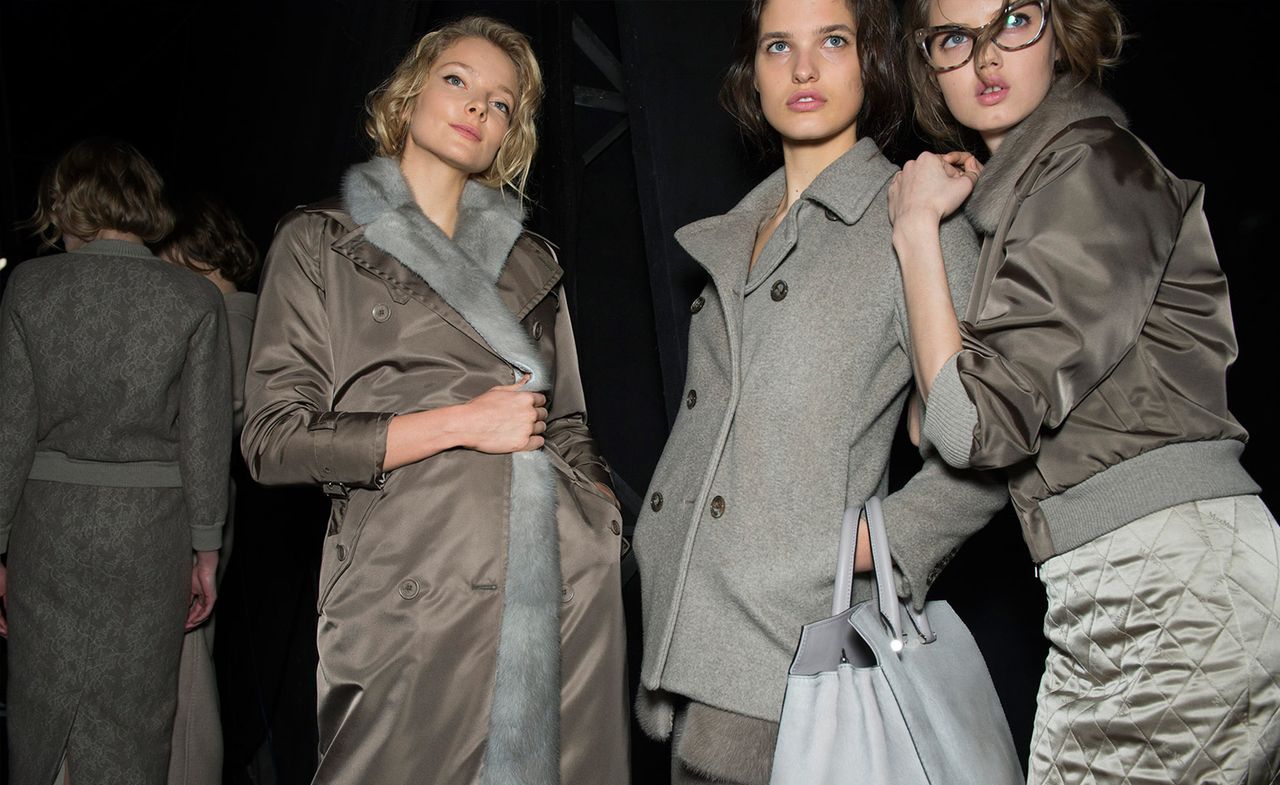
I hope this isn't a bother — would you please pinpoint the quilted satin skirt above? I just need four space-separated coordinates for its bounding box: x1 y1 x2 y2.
1028 495 1280 785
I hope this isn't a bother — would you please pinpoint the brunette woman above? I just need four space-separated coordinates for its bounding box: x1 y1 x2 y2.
240 17 627 785
632 1 1007 783
0 138 230 784
891 0 1280 781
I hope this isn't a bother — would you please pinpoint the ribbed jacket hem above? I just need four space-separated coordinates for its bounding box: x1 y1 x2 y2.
1036 439 1259 561
921 354 978 469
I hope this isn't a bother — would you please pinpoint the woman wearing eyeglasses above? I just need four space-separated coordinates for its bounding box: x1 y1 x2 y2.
889 0 1280 781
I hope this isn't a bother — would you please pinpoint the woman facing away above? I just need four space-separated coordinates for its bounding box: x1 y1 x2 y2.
890 0 1280 781
239 16 628 785
0 138 231 784
632 0 1007 783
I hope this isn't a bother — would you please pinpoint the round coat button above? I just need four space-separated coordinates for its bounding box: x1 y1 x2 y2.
771 280 788 301
686 389 698 409
336 543 347 561
710 495 726 518
371 303 391 322
650 492 664 512
690 296 705 314
823 207 840 222
398 579 420 600
609 520 621 535
561 583 575 603
532 321 544 340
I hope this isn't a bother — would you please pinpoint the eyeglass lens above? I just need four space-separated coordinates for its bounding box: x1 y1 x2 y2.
924 0 1045 71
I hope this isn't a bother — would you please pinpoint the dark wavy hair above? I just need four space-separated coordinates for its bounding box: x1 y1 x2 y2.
720 0 908 154
159 194 259 289
904 0 1125 148
27 138 173 248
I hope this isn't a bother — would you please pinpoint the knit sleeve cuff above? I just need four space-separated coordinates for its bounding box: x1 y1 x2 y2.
922 353 979 469
189 522 224 552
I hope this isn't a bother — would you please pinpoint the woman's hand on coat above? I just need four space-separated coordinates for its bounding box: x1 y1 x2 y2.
460 376 548 454
185 550 219 631
888 151 982 230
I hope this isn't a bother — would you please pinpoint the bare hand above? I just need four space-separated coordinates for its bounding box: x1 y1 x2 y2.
888 151 982 228
186 550 219 631
0 562 8 638
462 375 548 454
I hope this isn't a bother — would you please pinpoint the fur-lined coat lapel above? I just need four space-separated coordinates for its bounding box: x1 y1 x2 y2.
966 76 1127 235
340 157 564 785
342 157 552 389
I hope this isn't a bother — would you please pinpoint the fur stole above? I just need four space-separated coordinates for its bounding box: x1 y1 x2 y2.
965 76 1127 235
343 158 562 785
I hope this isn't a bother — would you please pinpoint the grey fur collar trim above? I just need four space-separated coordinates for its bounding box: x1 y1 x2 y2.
342 158 562 785
342 157 548 385
965 77 1127 234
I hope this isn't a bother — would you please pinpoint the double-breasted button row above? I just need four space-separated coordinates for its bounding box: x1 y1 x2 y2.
650 492 664 512
686 389 698 409
710 495 726 518
690 296 705 314
770 280 788 301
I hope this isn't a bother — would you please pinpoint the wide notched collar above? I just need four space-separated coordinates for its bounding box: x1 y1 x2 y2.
965 76 1128 235
675 136 896 288
334 157 559 389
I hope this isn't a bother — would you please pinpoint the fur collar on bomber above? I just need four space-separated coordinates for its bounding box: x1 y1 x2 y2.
966 76 1127 234
343 157 562 785
342 156 550 389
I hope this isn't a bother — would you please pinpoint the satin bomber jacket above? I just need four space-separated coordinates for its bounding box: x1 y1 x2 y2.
922 80 1259 563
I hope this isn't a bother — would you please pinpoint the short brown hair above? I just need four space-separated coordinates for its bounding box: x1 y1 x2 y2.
720 0 908 153
904 0 1125 147
28 138 173 248
364 16 543 198
160 194 260 289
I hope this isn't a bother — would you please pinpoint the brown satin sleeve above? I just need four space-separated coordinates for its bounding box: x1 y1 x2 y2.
240 211 392 488
951 129 1184 470
543 286 611 489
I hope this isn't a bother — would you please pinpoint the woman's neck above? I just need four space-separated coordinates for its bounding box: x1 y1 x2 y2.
398 149 471 238
777 128 857 213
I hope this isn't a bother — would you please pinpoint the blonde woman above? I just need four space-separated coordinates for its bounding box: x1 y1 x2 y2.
241 17 628 785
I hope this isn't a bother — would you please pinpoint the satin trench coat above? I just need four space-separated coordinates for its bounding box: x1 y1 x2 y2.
240 201 628 784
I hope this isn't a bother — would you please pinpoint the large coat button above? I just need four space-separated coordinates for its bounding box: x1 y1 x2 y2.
398 579 420 600
371 303 391 322
609 519 621 535
823 206 840 222
532 321 544 340
771 280 788 301
336 543 347 561
686 389 698 409
650 492 664 512
690 296 705 314
710 495 725 518
561 583 575 603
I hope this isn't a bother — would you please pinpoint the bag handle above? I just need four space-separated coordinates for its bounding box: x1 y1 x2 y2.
831 497 938 650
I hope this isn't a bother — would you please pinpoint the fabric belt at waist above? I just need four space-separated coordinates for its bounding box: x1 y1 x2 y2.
27 450 183 488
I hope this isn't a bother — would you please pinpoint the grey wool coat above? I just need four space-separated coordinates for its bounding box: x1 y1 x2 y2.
0 239 231 785
240 158 628 785
633 139 1008 735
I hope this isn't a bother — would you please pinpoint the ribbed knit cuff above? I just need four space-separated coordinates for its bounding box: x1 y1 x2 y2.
922 353 979 469
190 522 224 552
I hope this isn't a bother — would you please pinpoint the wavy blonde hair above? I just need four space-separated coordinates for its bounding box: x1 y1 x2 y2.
28 138 173 248
365 16 543 198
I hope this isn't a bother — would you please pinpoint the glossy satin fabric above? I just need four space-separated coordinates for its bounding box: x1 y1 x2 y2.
242 205 628 784
953 101 1249 560
1029 496 1280 784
